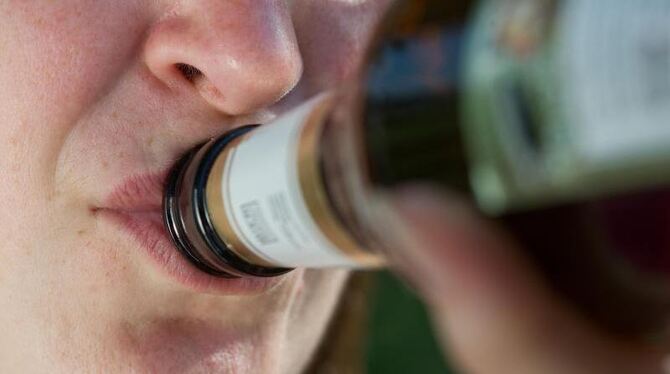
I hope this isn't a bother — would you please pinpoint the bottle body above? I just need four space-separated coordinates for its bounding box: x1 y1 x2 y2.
464 0 670 336
364 0 670 336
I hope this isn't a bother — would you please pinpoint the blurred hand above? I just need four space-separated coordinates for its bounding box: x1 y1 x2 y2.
381 185 667 374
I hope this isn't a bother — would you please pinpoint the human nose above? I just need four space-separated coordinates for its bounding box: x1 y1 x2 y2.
144 1 303 116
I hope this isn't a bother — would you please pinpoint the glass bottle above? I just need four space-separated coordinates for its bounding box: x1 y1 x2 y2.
164 0 670 337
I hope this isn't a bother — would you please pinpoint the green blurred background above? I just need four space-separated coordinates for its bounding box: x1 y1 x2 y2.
366 271 455 373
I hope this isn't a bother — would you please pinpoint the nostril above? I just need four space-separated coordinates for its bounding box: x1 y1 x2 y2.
175 63 203 83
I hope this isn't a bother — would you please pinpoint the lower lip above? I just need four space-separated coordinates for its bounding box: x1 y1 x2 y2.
98 209 290 295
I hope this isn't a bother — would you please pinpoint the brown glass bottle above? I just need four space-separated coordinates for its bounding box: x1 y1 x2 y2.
359 0 670 337
163 0 670 337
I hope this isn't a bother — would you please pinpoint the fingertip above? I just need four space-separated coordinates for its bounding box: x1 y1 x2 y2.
391 183 474 226
382 183 524 303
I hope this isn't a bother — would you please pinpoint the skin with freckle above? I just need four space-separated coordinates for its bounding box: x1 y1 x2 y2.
0 1 391 373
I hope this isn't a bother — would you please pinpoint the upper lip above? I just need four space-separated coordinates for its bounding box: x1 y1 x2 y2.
101 168 169 213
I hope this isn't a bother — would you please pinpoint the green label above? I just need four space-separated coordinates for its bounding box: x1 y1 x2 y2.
464 0 670 214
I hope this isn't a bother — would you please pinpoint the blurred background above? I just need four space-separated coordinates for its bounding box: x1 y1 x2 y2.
366 271 454 373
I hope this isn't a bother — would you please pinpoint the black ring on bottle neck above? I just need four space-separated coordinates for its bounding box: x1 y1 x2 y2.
164 125 293 278
163 147 231 276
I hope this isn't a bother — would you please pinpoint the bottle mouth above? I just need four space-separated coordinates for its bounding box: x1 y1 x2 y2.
162 125 293 278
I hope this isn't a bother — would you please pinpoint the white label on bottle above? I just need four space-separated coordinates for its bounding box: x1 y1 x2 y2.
221 95 360 268
559 0 670 166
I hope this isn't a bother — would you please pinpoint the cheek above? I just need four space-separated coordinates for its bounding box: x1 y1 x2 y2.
0 0 150 296
293 0 392 89
280 269 350 370
293 269 349 319
0 1 149 190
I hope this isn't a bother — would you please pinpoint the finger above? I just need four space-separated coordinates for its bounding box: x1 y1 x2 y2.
377 184 665 374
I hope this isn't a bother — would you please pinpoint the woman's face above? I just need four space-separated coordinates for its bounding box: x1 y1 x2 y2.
0 1 389 372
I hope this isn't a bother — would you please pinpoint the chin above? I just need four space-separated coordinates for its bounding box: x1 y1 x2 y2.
115 317 278 374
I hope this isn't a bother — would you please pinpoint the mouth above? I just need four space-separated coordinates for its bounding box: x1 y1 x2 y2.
95 169 291 295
